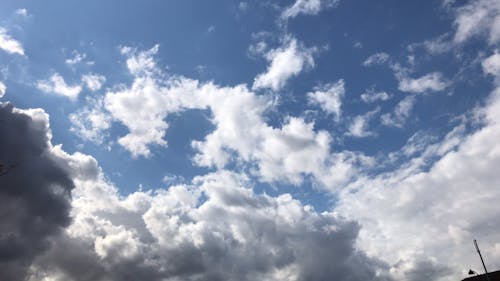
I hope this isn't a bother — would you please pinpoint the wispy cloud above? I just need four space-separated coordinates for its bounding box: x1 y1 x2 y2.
281 0 339 20
307 79 345 120
398 72 448 94
37 73 82 100
0 81 5 98
0 27 25 56
380 95 416 127
362 52 390 67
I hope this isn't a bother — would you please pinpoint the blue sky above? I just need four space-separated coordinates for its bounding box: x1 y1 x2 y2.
1 1 500 280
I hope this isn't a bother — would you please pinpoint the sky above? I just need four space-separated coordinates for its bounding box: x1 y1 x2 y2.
1 0 500 280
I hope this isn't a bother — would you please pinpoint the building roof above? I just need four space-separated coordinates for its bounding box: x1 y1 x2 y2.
462 270 500 281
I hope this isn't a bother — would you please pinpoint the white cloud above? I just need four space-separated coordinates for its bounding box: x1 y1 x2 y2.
421 34 453 54
37 73 82 100
65 51 86 65
0 81 5 98
360 88 391 103
307 79 345 119
0 27 25 56
253 37 316 91
120 44 159 76
100 45 367 189
362 52 390 66
482 51 500 79
452 0 500 44
347 108 379 138
281 0 339 20
398 72 448 94
381 96 416 128
248 41 267 57
15 8 29 17
69 98 111 144
82 73 106 91
337 86 500 280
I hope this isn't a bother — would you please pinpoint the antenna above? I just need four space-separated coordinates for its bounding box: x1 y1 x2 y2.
474 239 491 281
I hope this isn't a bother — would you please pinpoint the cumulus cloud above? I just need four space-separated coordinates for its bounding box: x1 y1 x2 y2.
253 37 316 91
100 45 368 188
0 102 393 281
0 27 25 56
381 96 416 128
307 79 345 119
82 73 106 91
37 73 83 100
27 156 391 281
0 103 75 280
281 0 339 20
398 72 448 94
363 52 390 66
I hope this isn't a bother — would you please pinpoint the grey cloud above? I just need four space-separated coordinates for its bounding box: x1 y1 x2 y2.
30 169 392 281
0 102 75 280
404 260 451 281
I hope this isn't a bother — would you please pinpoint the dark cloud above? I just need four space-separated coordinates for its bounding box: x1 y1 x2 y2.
0 102 75 280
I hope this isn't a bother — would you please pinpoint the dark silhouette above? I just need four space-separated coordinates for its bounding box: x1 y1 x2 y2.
462 270 500 281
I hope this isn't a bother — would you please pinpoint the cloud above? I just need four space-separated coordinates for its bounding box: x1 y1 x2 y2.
0 27 25 56
307 79 345 119
100 45 368 189
334 53 500 280
398 72 448 94
0 102 75 280
0 81 5 98
360 88 391 103
381 96 416 128
25 154 391 281
482 51 500 80
69 98 112 144
239 2 249 11
2 101 378 280
347 108 379 138
15 9 29 17
82 73 106 91
281 0 339 20
120 44 160 76
337 89 500 279
65 51 87 65
253 37 316 91
363 52 390 67
452 0 500 44
37 73 83 100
